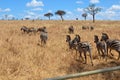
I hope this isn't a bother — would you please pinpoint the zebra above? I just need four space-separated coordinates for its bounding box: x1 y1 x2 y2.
101 33 120 60
94 35 107 61
82 26 89 30
66 35 93 65
66 35 81 59
66 34 93 66
68 25 74 34
66 35 78 50
21 26 31 33
29 27 38 34
66 34 81 49
71 34 81 44
40 31 48 46
38 26 48 46
77 41 93 66
90 26 94 31
37 26 47 33
21 26 38 34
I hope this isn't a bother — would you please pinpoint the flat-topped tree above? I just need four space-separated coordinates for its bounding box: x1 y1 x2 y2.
85 4 101 23
82 13 87 21
55 10 66 21
44 13 53 20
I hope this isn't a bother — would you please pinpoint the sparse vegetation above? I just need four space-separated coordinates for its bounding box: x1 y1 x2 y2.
0 20 120 80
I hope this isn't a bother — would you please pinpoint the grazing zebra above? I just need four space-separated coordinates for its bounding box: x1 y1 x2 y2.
21 26 30 33
101 33 120 60
21 26 38 34
82 26 89 30
29 27 38 34
68 25 74 34
77 41 93 66
94 35 107 61
37 26 47 33
82 26 94 31
90 26 94 31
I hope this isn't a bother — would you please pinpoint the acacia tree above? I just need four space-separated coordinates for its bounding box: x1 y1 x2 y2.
85 4 101 23
55 10 66 21
4 14 8 20
25 17 30 20
82 13 87 21
12 17 15 20
44 13 53 20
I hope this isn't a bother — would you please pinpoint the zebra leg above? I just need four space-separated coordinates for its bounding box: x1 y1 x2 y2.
44 40 46 45
79 51 83 61
101 49 107 61
103 49 107 61
41 40 43 46
106 46 109 58
100 49 105 59
75 49 78 59
43 40 46 47
97 48 101 60
83 51 87 64
109 49 114 56
88 50 93 66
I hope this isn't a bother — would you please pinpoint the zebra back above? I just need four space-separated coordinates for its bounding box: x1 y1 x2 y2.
77 42 92 53
107 39 120 51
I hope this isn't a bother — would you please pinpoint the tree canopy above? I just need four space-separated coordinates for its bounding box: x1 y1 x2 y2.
55 10 66 21
44 13 53 20
85 4 101 22
82 13 87 21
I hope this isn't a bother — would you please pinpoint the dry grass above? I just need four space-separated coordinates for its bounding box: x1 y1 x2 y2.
0 20 120 80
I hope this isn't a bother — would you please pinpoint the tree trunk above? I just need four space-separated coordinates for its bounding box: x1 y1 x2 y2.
93 14 95 23
60 15 64 21
85 17 86 21
48 16 50 20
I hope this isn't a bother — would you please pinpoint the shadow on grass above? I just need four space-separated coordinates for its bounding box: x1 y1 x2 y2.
65 57 120 80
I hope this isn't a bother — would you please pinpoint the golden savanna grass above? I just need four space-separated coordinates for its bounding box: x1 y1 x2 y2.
0 20 120 80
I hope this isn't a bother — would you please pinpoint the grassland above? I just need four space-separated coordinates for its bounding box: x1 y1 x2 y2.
0 20 120 80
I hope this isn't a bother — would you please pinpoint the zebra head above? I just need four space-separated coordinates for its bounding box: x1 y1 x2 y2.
94 35 99 43
73 34 81 44
101 33 109 41
66 35 71 42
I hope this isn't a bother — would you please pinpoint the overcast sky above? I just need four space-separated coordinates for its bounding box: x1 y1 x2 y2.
0 0 120 20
